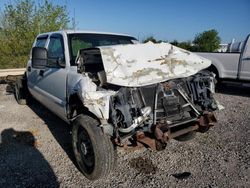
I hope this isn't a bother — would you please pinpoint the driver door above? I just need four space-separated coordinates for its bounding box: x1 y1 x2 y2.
28 33 68 120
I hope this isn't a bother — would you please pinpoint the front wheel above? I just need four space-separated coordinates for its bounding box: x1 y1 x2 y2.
72 114 116 180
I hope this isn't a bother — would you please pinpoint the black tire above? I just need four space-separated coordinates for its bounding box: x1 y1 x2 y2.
14 79 27 105
72 114 116 180
174 131 196 142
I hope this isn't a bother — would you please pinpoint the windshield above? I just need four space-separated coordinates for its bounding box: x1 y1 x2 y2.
68 33 137 65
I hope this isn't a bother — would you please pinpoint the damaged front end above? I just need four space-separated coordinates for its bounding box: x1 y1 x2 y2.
72 42 220 150
109 71 218 149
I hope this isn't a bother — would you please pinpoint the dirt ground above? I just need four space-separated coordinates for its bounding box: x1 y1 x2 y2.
0 83 249 187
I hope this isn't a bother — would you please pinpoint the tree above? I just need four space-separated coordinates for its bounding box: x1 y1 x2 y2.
143 36 165 43
193 29 221 52
170 40 179 46
178 41 194 51
143 36 157 43
170 40 194 51
0 0 70 68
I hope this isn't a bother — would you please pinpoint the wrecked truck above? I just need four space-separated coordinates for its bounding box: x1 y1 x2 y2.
15 31 219 180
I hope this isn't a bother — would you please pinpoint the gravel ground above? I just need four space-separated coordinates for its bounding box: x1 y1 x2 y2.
0 83 249 187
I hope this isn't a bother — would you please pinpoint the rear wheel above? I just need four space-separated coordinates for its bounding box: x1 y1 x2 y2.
72 114 116 180
14 78 27 105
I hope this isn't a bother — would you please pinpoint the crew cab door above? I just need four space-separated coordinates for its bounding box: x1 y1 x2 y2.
239 35 250 81
27 33 68 120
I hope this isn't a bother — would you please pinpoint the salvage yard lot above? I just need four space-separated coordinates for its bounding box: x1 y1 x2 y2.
0 83 249 187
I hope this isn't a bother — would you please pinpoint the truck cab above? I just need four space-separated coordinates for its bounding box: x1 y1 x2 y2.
26 30 137 122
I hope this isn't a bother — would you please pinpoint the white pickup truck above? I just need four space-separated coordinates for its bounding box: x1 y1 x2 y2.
197 34 250 81
15 30 219 180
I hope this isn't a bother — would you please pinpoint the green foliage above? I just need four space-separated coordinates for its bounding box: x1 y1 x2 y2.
170 40 179 46
143 36 157 43
170 40 194 51
193 29 221 52
0 0 70 69
143 36 165 43
144 30 221 53
71 40 92 57
178 41 192 50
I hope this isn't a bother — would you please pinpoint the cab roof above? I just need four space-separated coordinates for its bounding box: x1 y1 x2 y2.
37 30 134 38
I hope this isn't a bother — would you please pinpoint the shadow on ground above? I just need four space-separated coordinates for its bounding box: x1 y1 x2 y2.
4 83 77 168
27 99 77 166
0 128 59 187
216 82 250 97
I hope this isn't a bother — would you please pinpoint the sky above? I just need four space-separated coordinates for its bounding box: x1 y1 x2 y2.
0 0 249 43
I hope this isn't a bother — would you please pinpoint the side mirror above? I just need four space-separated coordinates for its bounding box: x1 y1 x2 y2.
32 47 47 69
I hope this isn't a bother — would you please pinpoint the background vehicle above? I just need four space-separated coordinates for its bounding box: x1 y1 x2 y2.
197 34 250 81
15 30 218 180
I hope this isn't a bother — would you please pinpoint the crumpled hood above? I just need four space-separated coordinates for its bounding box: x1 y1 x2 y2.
98 42 211 87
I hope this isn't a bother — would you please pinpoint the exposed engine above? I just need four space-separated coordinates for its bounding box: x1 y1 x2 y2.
109 71 218 139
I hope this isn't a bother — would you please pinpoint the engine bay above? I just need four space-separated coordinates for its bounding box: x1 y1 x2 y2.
109 72 218 138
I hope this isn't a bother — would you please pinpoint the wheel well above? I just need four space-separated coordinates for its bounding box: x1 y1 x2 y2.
67 93 98 121
207 65 219 79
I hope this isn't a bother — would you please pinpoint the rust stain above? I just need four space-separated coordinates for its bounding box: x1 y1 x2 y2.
85 98 106 107
117 67 169 85
131 68 167 81
126 59 137 64
147 55 189 74
136 131 156 150
197 111 217 132
180 49 191 55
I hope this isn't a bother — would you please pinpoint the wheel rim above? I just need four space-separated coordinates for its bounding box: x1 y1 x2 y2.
77 127 95 174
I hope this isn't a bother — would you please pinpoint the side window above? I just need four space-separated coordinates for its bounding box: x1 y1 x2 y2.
47 36 65 67
35 37 47 47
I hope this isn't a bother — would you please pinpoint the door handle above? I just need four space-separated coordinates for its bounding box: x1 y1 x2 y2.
27 66 31 72
242 57 250 61
39 70 44 76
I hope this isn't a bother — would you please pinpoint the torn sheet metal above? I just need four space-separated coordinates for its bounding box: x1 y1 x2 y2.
75 75 116 119
98 42 211 87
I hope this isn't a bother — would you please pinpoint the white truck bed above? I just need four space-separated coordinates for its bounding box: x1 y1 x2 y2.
196 52 241 79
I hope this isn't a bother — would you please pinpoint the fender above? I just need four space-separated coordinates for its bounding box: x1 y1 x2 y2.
205 56 224 78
